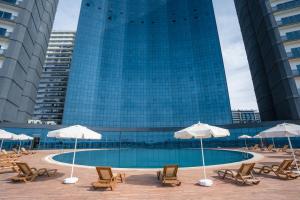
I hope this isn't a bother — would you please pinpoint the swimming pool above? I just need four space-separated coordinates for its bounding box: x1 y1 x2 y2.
51 148 253 168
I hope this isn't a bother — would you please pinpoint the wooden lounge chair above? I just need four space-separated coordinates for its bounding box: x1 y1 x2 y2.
254 159 300 180
92 167 125 191
157 165 181 186
0 160 19 172
1 149 21 158
21 148 35 155
11 162 57 183
262 144 274 152
217 163 260 185
249 144 259 151
275 145 289 152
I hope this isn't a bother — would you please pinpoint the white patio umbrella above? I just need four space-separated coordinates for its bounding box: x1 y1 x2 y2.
238 135 252 149
0 130 16 151
174 122 230 187
12 134 34 153
47 125 102 184
258 123 300 173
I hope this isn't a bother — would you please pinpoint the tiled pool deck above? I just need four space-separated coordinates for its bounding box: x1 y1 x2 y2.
0 149 299 200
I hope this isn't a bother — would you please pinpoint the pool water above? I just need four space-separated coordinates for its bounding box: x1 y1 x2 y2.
52 148 253 168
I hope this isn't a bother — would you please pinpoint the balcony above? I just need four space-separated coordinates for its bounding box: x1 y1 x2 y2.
292 69 300 76
272 0 300 12
277 13 300 27
281 30 300 42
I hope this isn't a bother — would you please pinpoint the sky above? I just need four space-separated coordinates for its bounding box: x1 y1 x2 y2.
53 0 258 110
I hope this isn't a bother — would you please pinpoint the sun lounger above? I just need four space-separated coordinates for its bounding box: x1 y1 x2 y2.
21 148 35 155
274 145 289 152
249 144 259 151
262 144 274 152
0 160 19 172
217 163 260 185
157 165 181 186
11 162 57 183
254 159 300 180
92 167 125 191
1 149 21 158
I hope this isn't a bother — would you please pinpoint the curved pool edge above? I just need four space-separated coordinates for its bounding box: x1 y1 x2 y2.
44 148 264 171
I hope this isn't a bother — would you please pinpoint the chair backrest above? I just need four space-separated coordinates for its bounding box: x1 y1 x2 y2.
16 162 33 176
267 144 274 150
238 163 255 176
282 145 289 151
12 148 18 153
253 144 259 149
277 160 293 172
1 149 8 155
21 148 26 152
163 165 178 178
96 167 113 181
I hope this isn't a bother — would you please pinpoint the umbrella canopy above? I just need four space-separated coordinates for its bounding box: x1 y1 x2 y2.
0 129 14 139
47 125 102 184
12 134 33 141
259 123 300 138
47 125 101 140
175 123 230 139
175 122 230 187
0 130 17 151
238 135 252 139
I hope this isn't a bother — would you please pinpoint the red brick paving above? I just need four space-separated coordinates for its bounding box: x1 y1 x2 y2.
0 149 299 200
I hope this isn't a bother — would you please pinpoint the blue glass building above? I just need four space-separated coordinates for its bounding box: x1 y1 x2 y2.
63 0 232 128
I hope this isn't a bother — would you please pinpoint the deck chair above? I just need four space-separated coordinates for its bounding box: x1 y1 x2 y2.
254 159 299 180
278 145 289 152
0 160 19 172
1 149 21 158
262 144 274 152
250 144 259 151
157 165 181 186
11 162 57 183
92 167 125 191
21 148 35 155
217 163 260 185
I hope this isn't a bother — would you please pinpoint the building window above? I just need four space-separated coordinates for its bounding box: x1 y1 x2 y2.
0 27 7 36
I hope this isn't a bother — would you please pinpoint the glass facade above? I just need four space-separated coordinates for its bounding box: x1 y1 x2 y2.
63 0 232 128
1 122 300 150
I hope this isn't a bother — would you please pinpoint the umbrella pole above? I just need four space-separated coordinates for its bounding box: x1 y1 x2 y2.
0 139 3 151
70 138 78 178
200 138 207 180
18 140 21 154
287 137 300 173
272 138 275 148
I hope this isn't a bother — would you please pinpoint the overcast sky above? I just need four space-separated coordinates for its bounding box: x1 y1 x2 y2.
53 0 258 110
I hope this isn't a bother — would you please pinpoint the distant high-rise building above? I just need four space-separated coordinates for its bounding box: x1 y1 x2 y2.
63 0 232 128
232 110 261 124
234 0 300 121
33 31 76 125
0 0 59 123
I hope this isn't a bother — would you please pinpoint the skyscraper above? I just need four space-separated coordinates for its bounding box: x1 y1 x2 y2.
0 0 59 123
63 0 232 128
34 31 76 125
234 0 300 121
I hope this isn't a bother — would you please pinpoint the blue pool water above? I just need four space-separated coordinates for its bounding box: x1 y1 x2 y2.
52 148 253 168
